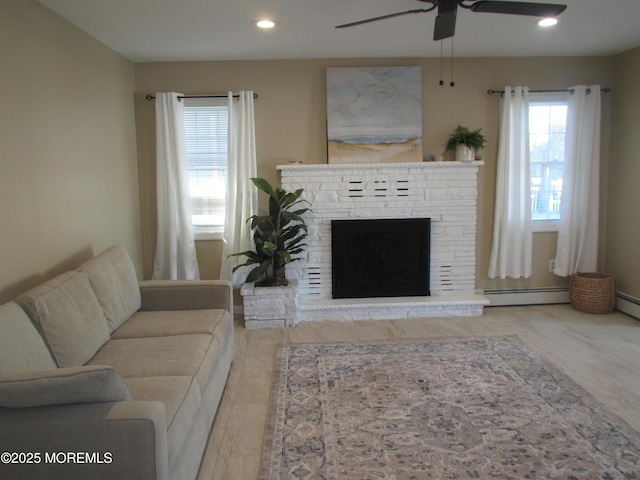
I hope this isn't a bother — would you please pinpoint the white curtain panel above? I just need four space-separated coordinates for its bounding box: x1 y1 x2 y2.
488 86 533 279
220 91 258 285
152 92 200 280
554 85 601 276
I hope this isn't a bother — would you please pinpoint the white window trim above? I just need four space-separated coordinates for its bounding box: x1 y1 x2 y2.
194 229 224 241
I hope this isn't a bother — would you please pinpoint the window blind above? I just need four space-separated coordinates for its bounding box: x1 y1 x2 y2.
183 97 229 238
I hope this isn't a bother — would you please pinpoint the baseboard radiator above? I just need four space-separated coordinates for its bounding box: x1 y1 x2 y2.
616 292 640 320
484 287 640 320
484 287 570 307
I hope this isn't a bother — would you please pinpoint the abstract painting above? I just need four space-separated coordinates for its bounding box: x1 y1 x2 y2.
327 66 423 164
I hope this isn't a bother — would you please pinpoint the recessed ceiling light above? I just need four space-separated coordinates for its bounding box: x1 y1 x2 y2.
538 18 559 27
254 19 278 29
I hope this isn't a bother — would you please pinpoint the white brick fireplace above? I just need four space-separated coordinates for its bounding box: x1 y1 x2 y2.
278 161 488 323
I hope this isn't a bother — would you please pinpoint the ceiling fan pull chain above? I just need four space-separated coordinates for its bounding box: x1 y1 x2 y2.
439 40 444 86
450 38 455 87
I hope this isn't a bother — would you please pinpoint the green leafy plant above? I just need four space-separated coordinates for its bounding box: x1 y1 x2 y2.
230 178 310 287
445 124 487 151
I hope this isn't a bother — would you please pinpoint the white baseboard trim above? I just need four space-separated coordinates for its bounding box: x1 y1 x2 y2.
616 292 640 320
483 287 570 307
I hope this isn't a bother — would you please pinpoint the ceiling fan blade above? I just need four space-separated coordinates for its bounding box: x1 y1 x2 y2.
470 1 567 17
335 8 435 29
433 1 457 41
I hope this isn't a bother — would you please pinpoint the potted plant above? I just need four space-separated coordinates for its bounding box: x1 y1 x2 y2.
230 177 310 286
446 124 486 162
230 177 310 328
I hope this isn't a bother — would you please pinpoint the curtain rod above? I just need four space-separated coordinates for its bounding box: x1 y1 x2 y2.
487 87 611 95
145 93 258 101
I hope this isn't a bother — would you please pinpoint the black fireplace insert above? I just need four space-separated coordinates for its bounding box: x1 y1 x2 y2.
331 218 431 299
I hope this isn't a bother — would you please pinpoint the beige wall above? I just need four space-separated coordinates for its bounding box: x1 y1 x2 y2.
0 1 141 303
0 1 634 307
607 47 640 298
135 56 613 291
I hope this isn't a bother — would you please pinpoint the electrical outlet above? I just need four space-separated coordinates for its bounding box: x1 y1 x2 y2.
548 259 556 273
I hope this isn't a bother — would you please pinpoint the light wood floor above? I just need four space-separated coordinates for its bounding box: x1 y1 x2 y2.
197 304 640 480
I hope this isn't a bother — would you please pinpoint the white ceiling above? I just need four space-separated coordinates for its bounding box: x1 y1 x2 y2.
37 0 640 62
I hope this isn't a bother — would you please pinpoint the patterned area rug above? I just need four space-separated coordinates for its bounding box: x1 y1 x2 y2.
259 336 640 479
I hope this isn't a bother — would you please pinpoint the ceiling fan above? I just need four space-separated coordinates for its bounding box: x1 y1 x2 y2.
336 0 567 41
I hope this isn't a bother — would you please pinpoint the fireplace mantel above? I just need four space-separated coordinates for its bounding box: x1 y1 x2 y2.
278 160 483 171
277 161 488 323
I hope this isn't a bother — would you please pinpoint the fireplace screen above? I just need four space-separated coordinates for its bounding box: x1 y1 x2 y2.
331 218 430 299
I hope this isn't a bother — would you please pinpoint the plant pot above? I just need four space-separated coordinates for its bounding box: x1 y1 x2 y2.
241 281 298 328
455 144 475 163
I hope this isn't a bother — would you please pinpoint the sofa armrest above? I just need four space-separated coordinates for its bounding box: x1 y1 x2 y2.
138 280 233 315
0 400 169 480
0 365 131 408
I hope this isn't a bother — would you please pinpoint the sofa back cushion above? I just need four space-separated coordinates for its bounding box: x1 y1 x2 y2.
0 302 56 375
78 245 141 333
16 271 110 368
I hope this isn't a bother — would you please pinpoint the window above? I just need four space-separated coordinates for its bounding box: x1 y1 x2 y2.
529 93 567 231
183 97 228 240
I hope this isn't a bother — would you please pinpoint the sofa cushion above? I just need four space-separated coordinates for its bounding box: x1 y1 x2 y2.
88 334 214 382
111 309 229 339
104 310 233 393
78 245 141 333
0 365 131 408
125 376 201 470
0 302 56 375
16 271 110 368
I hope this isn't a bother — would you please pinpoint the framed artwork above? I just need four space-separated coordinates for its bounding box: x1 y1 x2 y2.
326 66 423 164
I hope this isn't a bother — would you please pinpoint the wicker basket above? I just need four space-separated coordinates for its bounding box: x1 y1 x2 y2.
569 272 616 314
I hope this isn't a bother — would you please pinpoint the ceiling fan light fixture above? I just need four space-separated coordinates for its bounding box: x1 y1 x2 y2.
254 19 278 29
538 17 559 27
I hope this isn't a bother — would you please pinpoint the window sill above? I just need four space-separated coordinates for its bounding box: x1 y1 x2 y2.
194 231 224 241
532 222 559 233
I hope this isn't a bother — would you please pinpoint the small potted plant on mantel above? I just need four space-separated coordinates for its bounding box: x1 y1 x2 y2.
446 124 487 162
230 177 310 328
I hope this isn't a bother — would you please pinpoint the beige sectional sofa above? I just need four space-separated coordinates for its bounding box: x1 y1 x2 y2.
0 245 234 480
